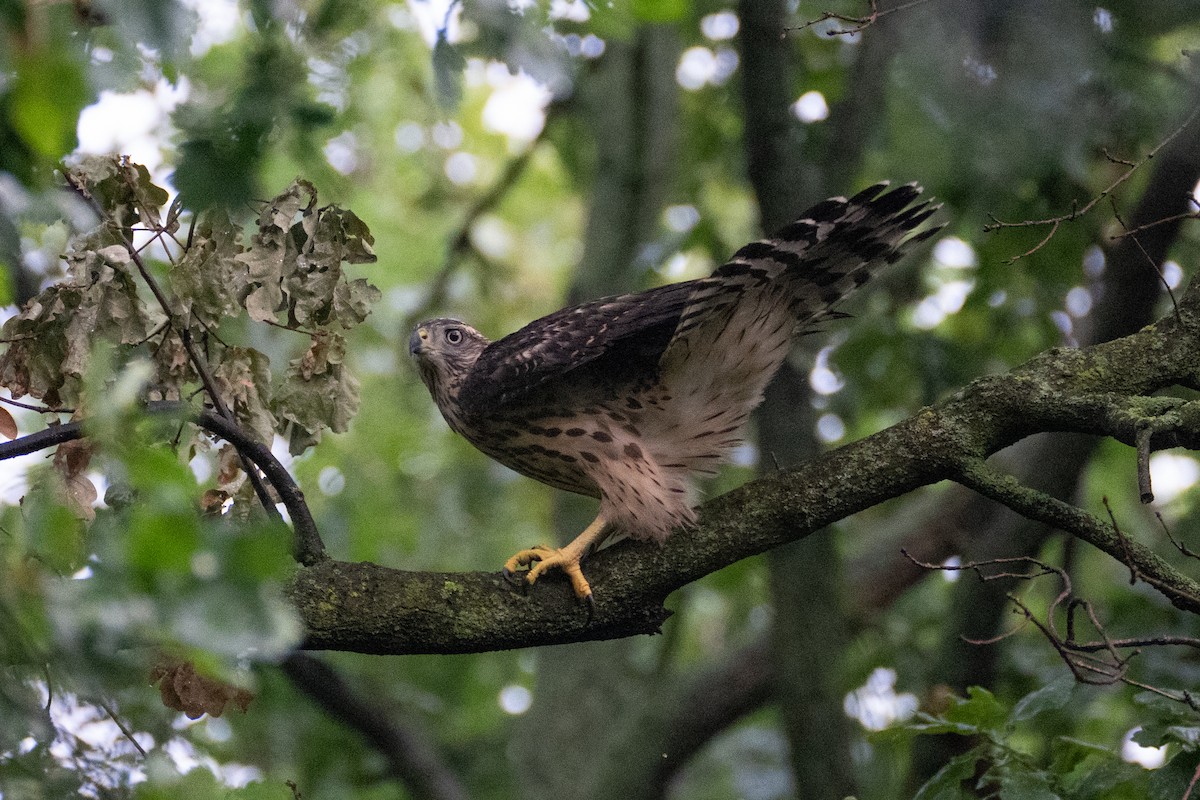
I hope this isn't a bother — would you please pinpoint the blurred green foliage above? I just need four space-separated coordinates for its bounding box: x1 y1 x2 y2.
0 0 1199 798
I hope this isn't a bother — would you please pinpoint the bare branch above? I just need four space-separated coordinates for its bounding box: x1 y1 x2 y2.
984 103 1200 259
1102 496 1140 585
787 0 934 37
0 402 325 566
281 654 469 800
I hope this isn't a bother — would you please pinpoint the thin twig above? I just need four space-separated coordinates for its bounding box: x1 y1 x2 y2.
983 103 1200 260
1111 210 1200 239
62 169 294 546
96 700 147 757
1103 496 1139 585
1156 512 1200 560
0 396 74 415
1109 196 1180 321
787 0 933 36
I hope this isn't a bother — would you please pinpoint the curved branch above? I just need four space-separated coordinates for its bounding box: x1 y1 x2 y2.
0 403 326 565
281 654 469 800
292 282 1200 654
9 293 1200 653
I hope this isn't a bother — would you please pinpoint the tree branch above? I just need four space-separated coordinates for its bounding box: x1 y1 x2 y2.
10 285 1200 654
290 281 1200 653
280 654 469 800
0 403 325 565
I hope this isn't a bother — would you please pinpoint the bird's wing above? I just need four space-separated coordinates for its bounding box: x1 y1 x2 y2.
661 182 942 372
457 281 696 412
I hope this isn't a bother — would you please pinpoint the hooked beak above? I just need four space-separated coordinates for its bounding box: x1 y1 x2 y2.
409 326 429 356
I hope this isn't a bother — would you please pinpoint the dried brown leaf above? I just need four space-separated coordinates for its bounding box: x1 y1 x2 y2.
0 406 17 440
150 657 253 720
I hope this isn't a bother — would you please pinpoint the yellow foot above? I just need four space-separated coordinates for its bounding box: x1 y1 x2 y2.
503 545 593 603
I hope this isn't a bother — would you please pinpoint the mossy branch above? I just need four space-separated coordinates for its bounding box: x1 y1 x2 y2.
6 287 1200 653
292 280 1200 652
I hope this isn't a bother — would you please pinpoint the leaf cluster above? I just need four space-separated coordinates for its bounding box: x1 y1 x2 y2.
894 680 1200 800
0 155 379 463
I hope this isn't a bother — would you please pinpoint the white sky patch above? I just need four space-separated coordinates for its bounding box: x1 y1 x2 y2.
180 0 241 57
932 236 977 268
1122 728 1167 769
481 66 552 146
1083 244 1106 278
1050 309 1073 338
941 555 961 582
1093 6 1114 33
317 465 345 496
664 204 700 233
189 451 213 484
394 121 426 153
470 214 515 260
911 279 975 330
549 0 590 21
809 346 845 395
75 78 190 177
661 252 690 278
164 736 263 787
431 120 464 149
729 441 758 467
578 34 605 59
1065 286 1093 318
816 412 845 443
324 130 359 175
1193 178 1200 210
1148 452 1200 505
701 10 740 40
676 46 738 90
406 0 463 46
963 55 998 85
1163 260 1183 290
499 684 533 714
792 90 829 123
844 667 919 731
444 152 478 185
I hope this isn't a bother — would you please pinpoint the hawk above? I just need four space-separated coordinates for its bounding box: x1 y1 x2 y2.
410 182 940 602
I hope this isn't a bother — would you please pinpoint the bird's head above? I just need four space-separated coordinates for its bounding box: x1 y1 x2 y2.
409 318 489 399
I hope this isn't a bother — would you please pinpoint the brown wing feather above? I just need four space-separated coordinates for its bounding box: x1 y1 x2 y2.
457 281 696 413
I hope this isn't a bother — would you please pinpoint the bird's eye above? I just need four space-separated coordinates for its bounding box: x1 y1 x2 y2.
445 328 464 345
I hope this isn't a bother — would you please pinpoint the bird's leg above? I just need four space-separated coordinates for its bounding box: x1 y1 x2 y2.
503 515 610 602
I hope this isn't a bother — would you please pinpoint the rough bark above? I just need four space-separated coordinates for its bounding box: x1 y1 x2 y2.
283 286 1200 654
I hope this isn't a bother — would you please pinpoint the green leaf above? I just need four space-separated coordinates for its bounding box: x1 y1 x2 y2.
895 718 982 738
1009 676 1076 725
947 686 1008 732
997 770 1062 800
914 751 980 800
1149 749 1200 800
9 50 87 159
128 504 202 587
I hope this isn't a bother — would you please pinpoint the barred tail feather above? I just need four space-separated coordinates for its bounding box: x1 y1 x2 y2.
647 183 942 472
